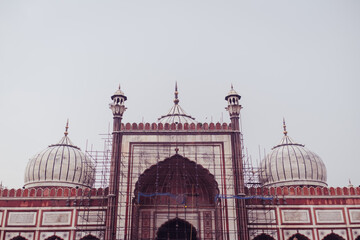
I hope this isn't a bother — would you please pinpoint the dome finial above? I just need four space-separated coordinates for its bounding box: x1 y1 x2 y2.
283 118 288 136
64 119 69 136
174 81 179 105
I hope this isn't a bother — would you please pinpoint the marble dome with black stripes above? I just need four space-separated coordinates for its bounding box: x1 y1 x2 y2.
24 131 95 188
259 124 327 188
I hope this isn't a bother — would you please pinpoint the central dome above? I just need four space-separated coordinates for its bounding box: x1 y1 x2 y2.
24 131 95 188
259 125 327 187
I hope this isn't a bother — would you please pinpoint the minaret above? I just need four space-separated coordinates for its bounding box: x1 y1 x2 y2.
105 86 127 240
225 84 242 129
225 85 249 240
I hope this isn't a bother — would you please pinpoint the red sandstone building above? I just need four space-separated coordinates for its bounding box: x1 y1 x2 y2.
0 85 359 240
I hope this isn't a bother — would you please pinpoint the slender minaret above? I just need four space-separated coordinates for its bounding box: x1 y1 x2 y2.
105 86 127 240
225 85 249 240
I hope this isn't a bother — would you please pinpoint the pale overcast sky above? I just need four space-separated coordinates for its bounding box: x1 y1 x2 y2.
0 1 359 188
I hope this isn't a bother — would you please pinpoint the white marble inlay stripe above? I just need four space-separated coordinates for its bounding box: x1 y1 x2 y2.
282 209 310 223
7 212 37 226
316 209 344 223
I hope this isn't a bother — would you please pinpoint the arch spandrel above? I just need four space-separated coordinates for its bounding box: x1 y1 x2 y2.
121 135 232 182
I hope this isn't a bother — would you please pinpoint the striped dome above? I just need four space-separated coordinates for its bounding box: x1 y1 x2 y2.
24 135 95 188
260 134 327 187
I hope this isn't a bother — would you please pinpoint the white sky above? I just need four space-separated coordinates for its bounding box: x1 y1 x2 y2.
0 1 359 188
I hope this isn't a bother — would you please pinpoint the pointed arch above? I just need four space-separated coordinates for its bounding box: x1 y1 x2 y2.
156 218 197 240
253 233 275 240
288 233 310 240
132 154 222 239
322 233 345 240
79 235 100 240
44 236 64 240
10 237 28 240
134 154 219 206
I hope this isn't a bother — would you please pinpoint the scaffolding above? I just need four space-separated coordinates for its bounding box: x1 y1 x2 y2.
243 147 277 240
75 132 112 240
75 127 277 240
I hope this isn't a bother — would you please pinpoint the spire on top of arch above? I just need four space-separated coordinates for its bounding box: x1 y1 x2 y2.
158 82 197 124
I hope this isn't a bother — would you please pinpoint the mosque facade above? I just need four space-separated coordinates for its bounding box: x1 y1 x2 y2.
0 85 360 240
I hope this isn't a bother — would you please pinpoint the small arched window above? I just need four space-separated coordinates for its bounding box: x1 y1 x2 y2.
10 237 28 240
253 233 275 240
44 236 64 240
288 233 310 240
322 233 345 240
80 235 100 240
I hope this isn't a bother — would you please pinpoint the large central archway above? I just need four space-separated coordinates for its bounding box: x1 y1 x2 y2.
132 154 221 239
135 154 219 206
156 218 197 240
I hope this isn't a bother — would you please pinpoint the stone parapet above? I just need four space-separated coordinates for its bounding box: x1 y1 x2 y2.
246 186 360 197
0 187 108 198
119 122 233 131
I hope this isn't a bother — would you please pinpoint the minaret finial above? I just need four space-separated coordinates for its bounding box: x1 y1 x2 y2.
283 118 288 136
349 179 354 187
174 82 179 105
231 83 234 90
64 119 69 137
118 84 121 90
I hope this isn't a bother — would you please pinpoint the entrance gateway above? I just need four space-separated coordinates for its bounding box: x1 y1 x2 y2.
106 85 249 239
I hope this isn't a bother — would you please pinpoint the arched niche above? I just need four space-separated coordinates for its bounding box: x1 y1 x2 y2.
288 233 310 240
44 236 64 240
79 235 100 240
253 233 275 240
134 154 219 207
155 218 197 240
10 237 28 240
322 233 345 240
132 154 221 239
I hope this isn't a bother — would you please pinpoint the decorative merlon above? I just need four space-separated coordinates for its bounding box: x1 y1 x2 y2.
120 122 234 131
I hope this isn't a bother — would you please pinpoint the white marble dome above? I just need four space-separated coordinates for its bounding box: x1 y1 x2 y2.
260 132 327 187
24 134 95 188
